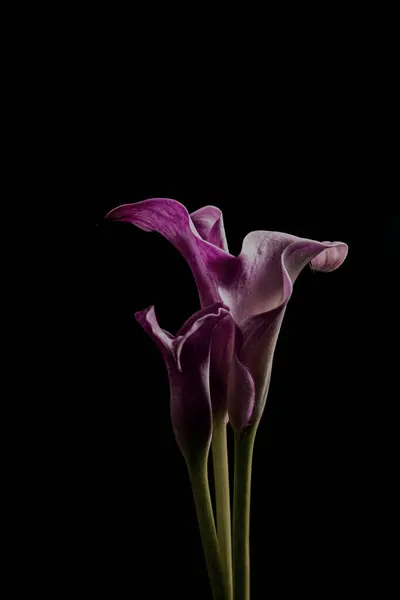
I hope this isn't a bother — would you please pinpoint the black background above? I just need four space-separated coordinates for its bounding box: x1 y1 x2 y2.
32 17 397 598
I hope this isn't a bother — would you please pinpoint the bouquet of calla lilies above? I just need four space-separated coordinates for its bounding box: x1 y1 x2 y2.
106 199 348 600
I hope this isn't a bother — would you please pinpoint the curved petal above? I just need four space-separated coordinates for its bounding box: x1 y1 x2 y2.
134 305 174 361
209 316 255 430
106 199 233 307
106 198 202 241
174 301 228 339
173 303 230 372
190 205 229 251
237 236 348 424
225 322 256 432
239 306 286 425
106 200 347 325
134 302 230 465
310 242 349 271
219 232 348 325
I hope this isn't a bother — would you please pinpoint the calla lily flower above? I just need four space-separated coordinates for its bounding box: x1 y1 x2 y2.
107 199 348 432
135 301 230 466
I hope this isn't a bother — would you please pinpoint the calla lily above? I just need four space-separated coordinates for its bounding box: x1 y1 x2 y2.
135 301 232 599
106 199 348 432
135 301 230 466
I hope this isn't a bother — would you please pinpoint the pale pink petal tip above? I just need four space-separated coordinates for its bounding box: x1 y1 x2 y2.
311 242 348 272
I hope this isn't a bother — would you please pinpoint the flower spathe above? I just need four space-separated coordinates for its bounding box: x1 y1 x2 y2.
135 302 230 466
107 199 348 431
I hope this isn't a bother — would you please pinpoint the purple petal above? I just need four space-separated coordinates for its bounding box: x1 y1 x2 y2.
173 303 230 372
174 301 228 339
209 316 255 430
220 232 348 325
106 199 232 307
135 302 230 464
107 200 347 325
239 306 286 424
134 305 174 361
190 205 229 251
236 236 348 424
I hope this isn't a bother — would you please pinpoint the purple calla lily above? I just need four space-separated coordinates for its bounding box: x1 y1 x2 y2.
135 301 234 598
135 301 230 465
107 199 348 432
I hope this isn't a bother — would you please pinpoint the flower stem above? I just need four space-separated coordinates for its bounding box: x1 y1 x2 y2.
212 418 233 600
233 426 257 600
188 456 229 600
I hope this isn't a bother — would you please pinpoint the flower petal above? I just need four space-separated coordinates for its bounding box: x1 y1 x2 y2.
106 199 232 307
209 316 255 431
135 302 230 465
219 232 348 325
173 303 230 372
310 242 349 271
107 200 347 325
134 305 174 361
190 205 229 251
236 236 348 423
174 301 228 339
239 306 286 424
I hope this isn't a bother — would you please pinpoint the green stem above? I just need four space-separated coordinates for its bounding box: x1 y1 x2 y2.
233 426 258 600
188 456 228 600
212 418 233 600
